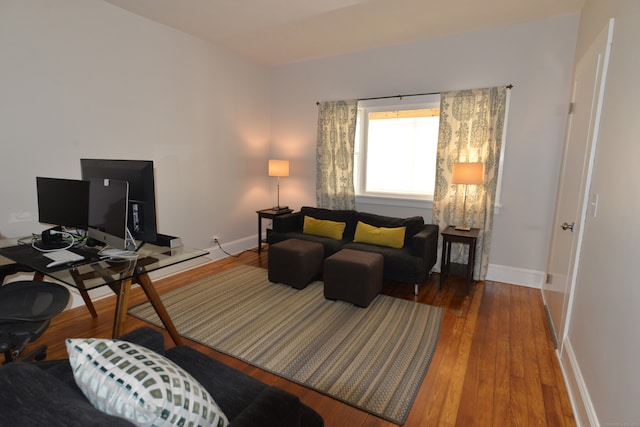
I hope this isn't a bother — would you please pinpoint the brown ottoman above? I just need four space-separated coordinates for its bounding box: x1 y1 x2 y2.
268 239 324 289
323 249 383 307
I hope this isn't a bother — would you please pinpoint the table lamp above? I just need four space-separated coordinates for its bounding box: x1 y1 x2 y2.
451 162 484 231
268 159 289 211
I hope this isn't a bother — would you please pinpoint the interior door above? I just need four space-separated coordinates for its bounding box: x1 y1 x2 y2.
543 19 614 355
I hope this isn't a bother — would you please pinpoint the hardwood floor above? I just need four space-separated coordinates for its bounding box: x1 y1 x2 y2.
33 248 575 426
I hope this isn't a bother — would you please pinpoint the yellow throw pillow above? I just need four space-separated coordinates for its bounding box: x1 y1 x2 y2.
353 221 406 248
303 216 346 240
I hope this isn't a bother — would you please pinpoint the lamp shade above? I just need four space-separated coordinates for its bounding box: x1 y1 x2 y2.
451 162 484 185
268 159 289 177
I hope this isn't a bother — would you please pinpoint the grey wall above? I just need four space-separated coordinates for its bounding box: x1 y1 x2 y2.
0 0 272 250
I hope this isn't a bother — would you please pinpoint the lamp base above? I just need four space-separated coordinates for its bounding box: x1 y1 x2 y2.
272 205 289 211
454 225 472 231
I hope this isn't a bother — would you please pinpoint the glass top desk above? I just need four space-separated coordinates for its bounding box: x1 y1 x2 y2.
0 238 209 345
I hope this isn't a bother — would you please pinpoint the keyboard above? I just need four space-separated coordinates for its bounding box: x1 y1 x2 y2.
43 249 85 264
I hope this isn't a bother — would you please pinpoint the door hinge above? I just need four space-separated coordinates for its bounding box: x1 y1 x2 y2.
568 102 575 115
546 273 552 284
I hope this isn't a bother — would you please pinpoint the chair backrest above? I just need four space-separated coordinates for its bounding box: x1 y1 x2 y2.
0 280 70 363
0 281 70 323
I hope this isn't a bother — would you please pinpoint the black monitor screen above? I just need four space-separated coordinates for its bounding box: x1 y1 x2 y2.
87 178 129 250
81 159 157 243
36 177 90 229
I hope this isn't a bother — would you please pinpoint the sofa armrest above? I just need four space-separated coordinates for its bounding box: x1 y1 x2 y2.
411 224 439 269
117 326 166 355
230 386 317 427
273 212 302 233
0 362 134 426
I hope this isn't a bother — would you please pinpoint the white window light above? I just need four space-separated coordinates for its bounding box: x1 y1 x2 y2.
354 94 440 206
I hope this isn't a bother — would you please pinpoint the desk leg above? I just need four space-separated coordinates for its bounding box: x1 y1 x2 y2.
136 273 184 346
69 269 99 318
79 291 98 318
111 278 132 338
35 271 98 318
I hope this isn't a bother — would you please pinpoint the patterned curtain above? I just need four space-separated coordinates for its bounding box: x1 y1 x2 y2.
316 100 358 209
432 86 508 280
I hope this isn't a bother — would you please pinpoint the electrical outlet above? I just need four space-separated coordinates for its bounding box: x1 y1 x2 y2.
211 235 220 243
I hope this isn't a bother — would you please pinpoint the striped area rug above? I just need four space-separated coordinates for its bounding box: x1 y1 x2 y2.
129 264 442 424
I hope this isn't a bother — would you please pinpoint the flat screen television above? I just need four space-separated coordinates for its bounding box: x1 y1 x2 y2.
81 159 157 243
87 178 131 250
36 177 90 229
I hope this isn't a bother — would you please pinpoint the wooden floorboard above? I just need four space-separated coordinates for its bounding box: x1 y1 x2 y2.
25 247 575 427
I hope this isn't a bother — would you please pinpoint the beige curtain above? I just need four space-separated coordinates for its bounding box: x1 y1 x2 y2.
432 86 508 280
316 100 358 210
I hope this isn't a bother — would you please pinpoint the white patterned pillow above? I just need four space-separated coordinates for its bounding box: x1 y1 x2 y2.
66 338 228 427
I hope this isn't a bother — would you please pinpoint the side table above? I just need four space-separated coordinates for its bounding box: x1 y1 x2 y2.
440 226 480 294
256 208 293 254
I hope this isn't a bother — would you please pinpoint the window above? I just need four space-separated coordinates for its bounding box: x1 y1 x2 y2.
354 95 440 204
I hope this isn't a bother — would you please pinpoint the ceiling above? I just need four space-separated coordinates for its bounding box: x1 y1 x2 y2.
103 0 584 66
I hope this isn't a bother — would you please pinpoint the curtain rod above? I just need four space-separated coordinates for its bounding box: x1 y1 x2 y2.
316 84 513 105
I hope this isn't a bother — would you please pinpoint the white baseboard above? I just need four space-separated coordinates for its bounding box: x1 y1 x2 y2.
434 261 544 288
11 238 546 308
204 235 257 261
485 264 545 288
559 338 599 427
35 237 258 310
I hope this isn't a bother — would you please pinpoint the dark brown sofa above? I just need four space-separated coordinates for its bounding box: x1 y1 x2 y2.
267 206 438 295
0 327 323 427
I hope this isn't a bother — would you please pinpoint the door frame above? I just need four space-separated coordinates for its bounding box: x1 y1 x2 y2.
543 18 615 356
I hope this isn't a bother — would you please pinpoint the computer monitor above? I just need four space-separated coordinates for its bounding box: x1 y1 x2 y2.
87 178 131 250
36 177 90 229
81 159 157 243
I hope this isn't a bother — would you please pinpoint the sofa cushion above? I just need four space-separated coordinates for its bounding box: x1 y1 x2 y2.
343 242 427 283
66 338 229 427
355 212 424 246
353 221 406 248
302 216 346 240
300 207 358 240
0 361 134 427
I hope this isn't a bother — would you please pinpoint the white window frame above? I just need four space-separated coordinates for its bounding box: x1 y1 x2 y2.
354 91 510 212
354 94 440 209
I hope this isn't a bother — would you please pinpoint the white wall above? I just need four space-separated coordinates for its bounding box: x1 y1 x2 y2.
561 1 640 425
269 16 580 286
0 0 272 249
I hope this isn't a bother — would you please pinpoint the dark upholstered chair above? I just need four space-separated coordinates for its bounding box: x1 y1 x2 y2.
0 280 70 363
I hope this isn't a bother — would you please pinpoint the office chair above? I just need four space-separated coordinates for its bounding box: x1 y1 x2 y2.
0 280 70 363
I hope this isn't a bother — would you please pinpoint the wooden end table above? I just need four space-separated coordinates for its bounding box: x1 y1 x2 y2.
439 226 480 294
256 208 293 254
